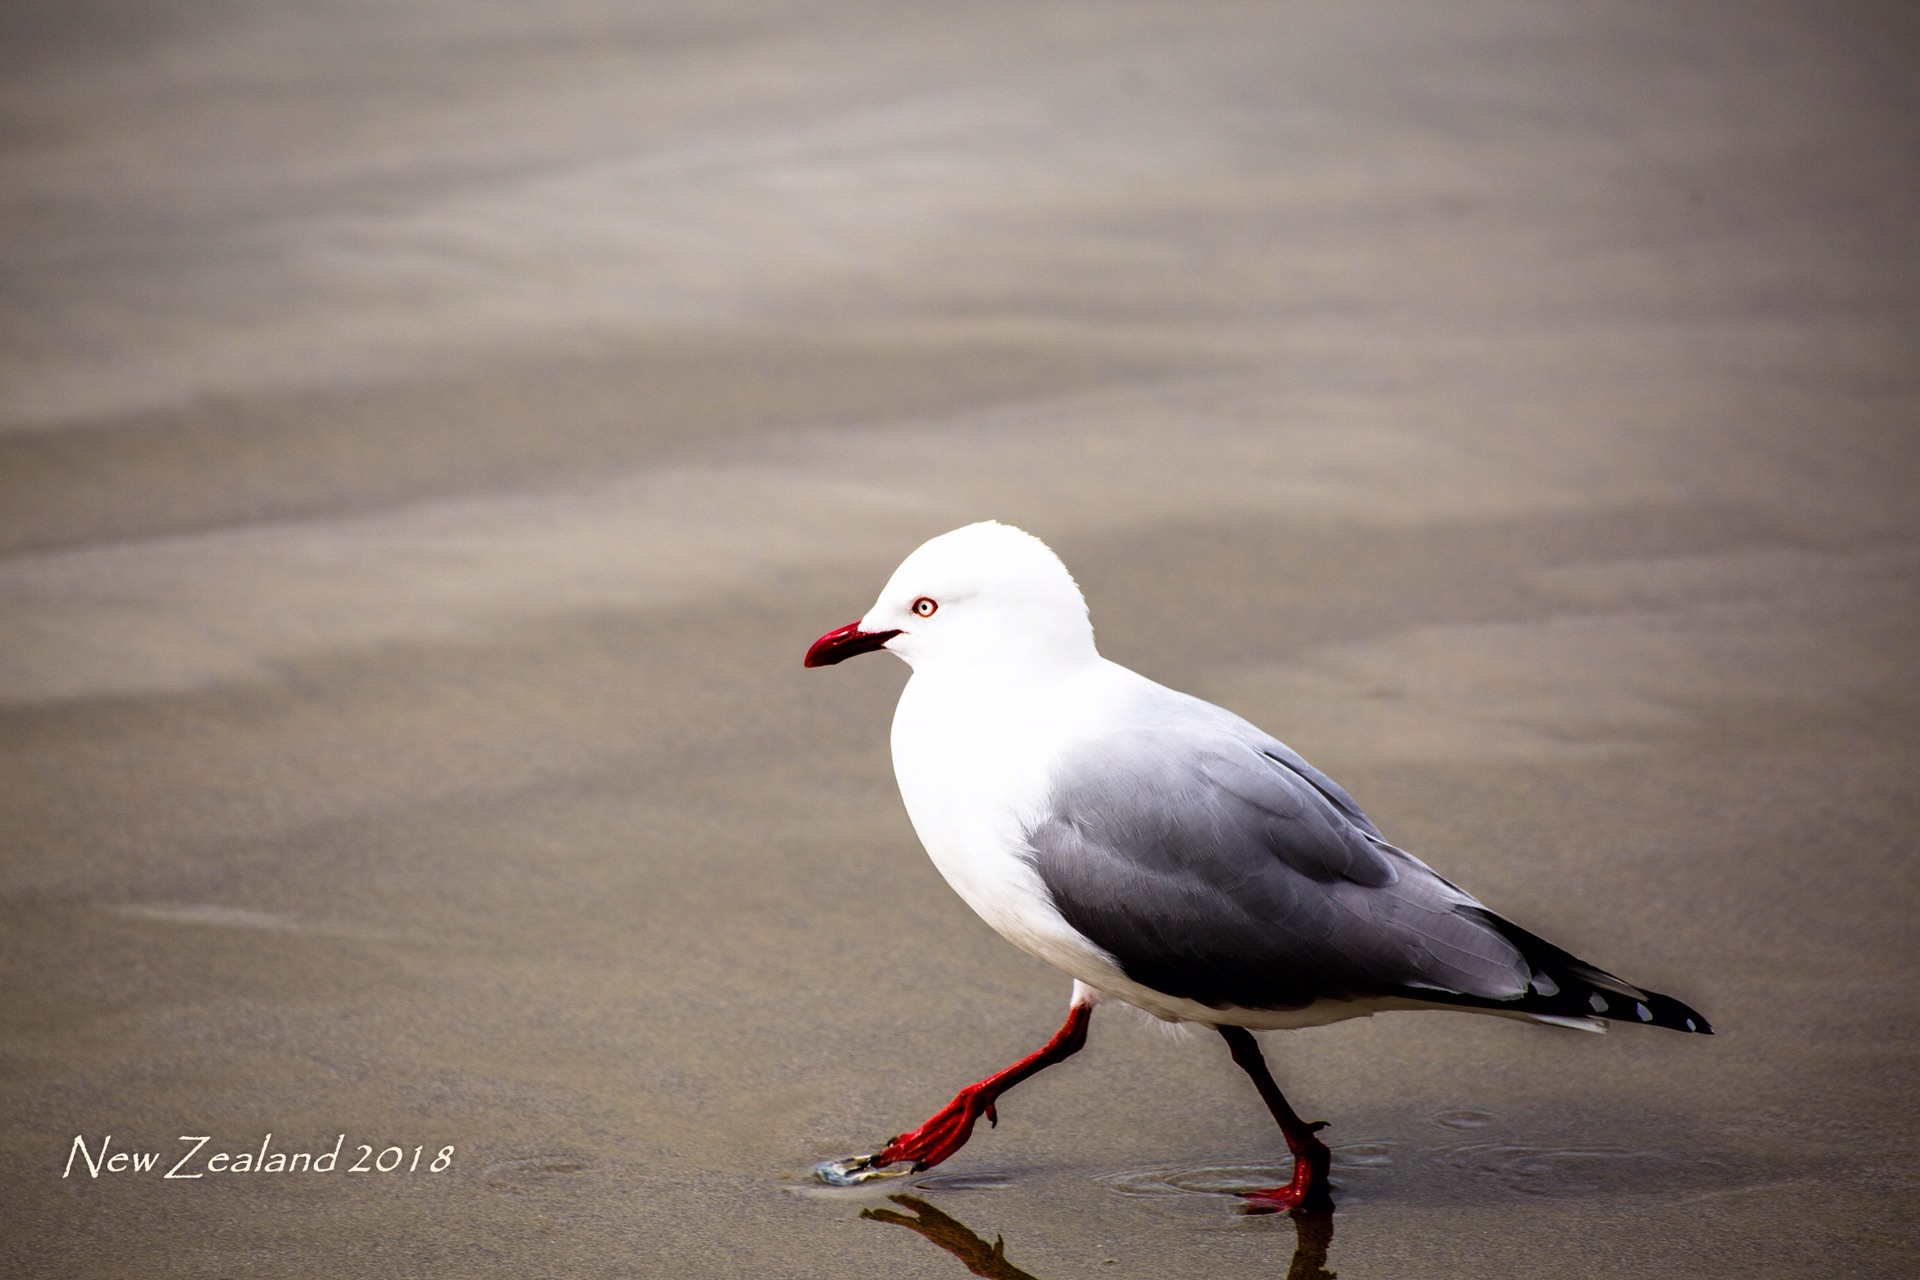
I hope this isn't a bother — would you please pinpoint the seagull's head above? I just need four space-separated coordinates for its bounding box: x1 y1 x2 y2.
804 521 1097 674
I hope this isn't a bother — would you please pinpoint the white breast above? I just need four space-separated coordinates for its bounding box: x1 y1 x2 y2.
889 662 1128 985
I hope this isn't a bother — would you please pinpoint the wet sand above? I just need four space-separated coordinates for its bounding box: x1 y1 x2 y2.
3 2 1917 1276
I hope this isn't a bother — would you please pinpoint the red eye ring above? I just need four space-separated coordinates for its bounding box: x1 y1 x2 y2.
912 597 938 618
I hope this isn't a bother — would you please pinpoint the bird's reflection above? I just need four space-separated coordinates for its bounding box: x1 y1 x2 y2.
862 1193 1335 1279
862 1196 1042 1280
1277 1208 1336 1280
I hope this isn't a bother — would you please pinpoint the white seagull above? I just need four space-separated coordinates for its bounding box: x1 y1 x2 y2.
805 521 1709 1210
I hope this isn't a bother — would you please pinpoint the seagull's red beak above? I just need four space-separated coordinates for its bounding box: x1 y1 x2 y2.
804 621 902 668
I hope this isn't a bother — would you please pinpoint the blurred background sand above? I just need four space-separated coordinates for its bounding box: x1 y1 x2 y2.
2 2 1916 1276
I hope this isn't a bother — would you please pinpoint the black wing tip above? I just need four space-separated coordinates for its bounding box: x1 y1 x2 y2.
1642 990 1713 1035
1397 983 1715 1034
1580 987 1712 1034
1460 907 1714 1035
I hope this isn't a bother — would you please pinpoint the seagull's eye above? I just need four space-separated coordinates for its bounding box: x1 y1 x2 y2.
912 597 938 618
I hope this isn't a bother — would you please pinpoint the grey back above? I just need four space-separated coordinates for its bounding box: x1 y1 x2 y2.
1024 684 1532 1012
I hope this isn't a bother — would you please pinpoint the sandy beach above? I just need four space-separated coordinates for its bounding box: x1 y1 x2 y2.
3 2 1916 1275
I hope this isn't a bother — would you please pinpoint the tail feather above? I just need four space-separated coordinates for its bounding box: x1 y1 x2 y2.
1406 908 1714 1035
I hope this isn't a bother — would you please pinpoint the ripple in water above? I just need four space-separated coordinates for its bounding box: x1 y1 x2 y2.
910 1170 1018 1192
1103 1143 1396 1206
1428 1142 1644 1195
483 1155 595 1191
1334 1142 1395 1170
1103 1163 1297 1198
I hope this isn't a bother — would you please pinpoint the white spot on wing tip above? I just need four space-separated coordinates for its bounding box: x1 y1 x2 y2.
1588 993 1609 1013
1635 1002 1653 1022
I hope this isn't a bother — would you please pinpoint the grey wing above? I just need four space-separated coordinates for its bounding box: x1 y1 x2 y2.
1258 739 1384 841
1024 689 1531 1012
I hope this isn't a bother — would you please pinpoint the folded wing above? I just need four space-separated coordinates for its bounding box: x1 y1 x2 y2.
1024 683 1710 1034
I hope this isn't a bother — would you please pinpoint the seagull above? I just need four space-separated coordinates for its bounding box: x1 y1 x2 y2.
805 521 1710 1210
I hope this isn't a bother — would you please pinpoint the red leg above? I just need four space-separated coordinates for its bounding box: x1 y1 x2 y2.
843 1001 1092 1178
1217 1025 1333 1213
